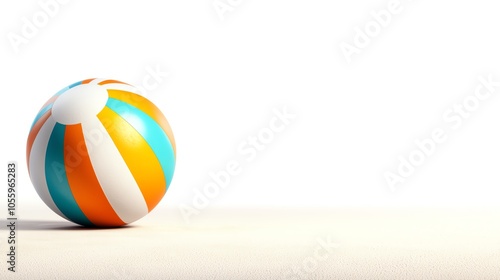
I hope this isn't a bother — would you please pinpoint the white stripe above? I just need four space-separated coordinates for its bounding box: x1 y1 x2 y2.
88 78 106 85
29 116 68 219
100 83 141 94
82 117 148 224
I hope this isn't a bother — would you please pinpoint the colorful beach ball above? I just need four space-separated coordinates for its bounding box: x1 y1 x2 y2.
26 78 176 227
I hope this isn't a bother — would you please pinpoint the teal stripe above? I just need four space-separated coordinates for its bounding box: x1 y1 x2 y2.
52 84 71 98
30 85 72 129
45 123 93 227
106 98 176 189
30 104 53 129
68 80 82 88
55 85 71 95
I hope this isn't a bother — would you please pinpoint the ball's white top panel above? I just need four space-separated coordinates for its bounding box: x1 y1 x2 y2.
52 84 108 125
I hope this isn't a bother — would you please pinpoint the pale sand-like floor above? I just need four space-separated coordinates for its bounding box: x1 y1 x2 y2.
1 204 500 279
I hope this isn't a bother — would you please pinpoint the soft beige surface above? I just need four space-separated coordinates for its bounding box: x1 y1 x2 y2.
1 205 500 279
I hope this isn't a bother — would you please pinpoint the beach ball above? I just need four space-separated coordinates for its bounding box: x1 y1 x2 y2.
26 78 176 227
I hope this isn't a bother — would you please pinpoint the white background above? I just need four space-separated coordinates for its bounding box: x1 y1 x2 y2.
2 1 500 279
1 0 500 215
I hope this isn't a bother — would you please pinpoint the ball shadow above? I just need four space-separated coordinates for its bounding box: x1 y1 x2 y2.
12 220 135 231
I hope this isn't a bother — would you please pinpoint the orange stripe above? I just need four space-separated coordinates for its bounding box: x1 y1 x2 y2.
98 107 166 211
64 124 125 227
107 89 176 157
81 78 95 84
26 111 51 172
98 80 129 86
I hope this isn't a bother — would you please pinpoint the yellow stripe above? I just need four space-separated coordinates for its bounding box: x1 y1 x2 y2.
97 106 166 212
107 89 176 157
